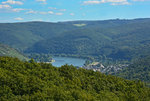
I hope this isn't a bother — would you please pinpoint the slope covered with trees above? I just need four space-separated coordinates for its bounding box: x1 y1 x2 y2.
1 18 150 60
116 56 150 84
0 22 76 50
0 44 28 61
33 19 150 60
0 56 150 101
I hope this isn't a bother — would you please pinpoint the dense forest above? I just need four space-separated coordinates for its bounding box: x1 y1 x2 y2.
116 56 150 84
1 18 150 60
0 56 150 101
0 19 150 100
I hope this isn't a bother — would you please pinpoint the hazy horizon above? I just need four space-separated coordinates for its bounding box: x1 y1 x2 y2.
0 17 150 23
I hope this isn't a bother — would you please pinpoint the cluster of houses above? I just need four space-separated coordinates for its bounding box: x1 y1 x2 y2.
82 62 128 74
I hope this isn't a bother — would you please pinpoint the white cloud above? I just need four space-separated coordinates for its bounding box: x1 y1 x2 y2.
36 0 47 4
0 4 25 12
2 0 23 5
25 10 54 15
12 8 25 12
111 1 131 5
83 0 130 5
83 1 101 5
48 7 66 12
14 17 23 20
0 4 11 9
25 10 37 14
0 4 28 12
82 13 86 16
70 13 75 16
39 11 47 14
55 13 63 15
105 0 127 3
48 7 57 10
48 11 54 14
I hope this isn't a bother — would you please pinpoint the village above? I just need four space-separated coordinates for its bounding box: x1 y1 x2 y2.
82 62 129 74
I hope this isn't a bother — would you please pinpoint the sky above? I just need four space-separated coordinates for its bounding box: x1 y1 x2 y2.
0 0 150 22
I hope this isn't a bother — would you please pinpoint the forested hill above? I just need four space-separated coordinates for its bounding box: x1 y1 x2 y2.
116 56 150 84
0 21 76 50
1 18 150 60
0 44 28 61
0 56 150 100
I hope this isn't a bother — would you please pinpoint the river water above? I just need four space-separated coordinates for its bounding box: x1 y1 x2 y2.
52 56 86 67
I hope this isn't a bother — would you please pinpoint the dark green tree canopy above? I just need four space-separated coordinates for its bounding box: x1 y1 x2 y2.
0 56 150 101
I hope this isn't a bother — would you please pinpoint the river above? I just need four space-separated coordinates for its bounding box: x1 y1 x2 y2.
52 56 86 67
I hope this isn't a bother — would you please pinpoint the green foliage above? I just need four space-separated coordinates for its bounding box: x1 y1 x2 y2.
27 53 52 62
116 56 150 84
0 56 150 100
1 19 150 61
0 43 28 61
26 18 150 60
0 21 76 50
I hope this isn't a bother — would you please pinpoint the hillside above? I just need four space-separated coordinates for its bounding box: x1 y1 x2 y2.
26 18 150 60
0 22 76 50
0 18 150 60
0 56 150 101
116 56 150 84
0 44 28 61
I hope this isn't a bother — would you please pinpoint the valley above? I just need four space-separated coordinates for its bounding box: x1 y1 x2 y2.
1 18 150 83
0 18 150 100
1 0 150 100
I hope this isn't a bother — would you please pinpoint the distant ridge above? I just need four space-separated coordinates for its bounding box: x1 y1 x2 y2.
1 18 150 24
0 18 150 60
